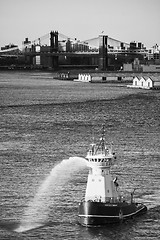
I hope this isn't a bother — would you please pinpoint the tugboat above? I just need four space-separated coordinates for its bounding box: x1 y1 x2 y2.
78 127 147 226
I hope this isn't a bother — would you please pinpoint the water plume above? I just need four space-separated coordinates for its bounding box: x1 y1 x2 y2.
15 156 87 232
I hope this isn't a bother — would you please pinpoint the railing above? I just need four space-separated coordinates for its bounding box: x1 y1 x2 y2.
84 196 126 203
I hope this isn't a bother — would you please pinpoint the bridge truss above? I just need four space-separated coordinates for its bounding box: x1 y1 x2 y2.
0 31 147 56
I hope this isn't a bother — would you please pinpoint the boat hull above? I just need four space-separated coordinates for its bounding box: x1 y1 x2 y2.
78 201 147 226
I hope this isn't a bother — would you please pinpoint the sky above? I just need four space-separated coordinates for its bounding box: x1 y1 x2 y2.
0 0 160 49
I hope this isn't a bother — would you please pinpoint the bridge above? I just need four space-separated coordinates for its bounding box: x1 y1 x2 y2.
0 31 148 70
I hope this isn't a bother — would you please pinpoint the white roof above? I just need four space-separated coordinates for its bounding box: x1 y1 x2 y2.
133 75 160 82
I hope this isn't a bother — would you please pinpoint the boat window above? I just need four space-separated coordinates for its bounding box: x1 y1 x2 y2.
98 159 101 162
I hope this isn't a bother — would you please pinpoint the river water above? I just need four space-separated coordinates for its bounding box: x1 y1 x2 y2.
0 71 160 240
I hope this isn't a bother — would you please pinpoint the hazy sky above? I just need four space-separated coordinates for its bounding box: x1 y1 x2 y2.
0 0 160 48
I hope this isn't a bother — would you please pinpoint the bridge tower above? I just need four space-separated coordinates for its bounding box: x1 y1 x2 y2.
50 31 59 69
99 35 108 71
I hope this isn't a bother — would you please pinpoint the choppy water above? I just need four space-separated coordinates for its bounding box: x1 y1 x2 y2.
0 71 160 239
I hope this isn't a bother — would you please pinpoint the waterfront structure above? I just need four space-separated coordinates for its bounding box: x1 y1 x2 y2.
74 74 91 82
123 63 160 72
128 75 160 89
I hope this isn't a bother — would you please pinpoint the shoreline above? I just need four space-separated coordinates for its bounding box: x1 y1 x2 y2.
1 66 160 74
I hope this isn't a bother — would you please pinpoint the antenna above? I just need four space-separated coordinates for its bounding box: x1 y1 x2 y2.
91 125 95 144
101 124 105 139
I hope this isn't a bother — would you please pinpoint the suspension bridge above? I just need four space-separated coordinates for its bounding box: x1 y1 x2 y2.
0 31 132 54
0 31 147 70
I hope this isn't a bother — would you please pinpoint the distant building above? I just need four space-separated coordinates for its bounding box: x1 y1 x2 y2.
22 38 31 46
148 44 160 63
127 75 160 89
123 63 160 72
1 43 18 50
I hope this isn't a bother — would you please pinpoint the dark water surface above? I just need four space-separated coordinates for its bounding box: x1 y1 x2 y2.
0 71 160 239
